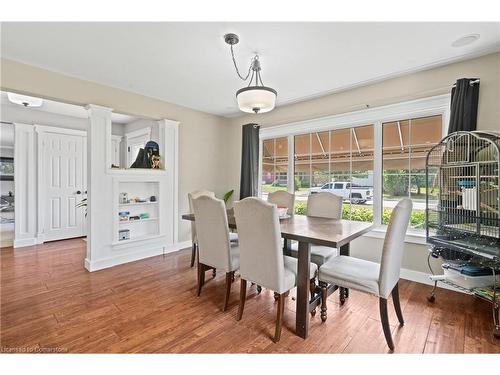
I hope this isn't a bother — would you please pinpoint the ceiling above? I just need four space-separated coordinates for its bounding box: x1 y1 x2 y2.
1 22 499 117
0 91 138 124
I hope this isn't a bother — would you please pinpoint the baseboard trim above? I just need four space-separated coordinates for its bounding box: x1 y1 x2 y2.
84 240 191 272
400 267 462 293
13 237 37 248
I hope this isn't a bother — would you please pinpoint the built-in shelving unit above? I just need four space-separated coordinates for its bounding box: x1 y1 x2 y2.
114 181 160 244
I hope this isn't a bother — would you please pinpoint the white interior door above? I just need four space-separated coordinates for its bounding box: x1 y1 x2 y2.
42 131 87 241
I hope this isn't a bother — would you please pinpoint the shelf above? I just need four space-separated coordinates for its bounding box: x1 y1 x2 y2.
119 218 157 225
119 201 158 207
112 234 165 246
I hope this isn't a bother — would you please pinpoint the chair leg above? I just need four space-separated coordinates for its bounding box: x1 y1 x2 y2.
274 293 286 343
379 297 395 351
237 279 247 321
320 281 328 322
392 283 404 326
223 272 232 311
190 243 197 267
231 271 235 283
310 278 317 316
197 263 205 297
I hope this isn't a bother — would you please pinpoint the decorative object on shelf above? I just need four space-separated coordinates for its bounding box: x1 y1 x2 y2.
151 155 161 169
133 197 147 203
223 33 277 114
130 148 151 169
139 212 150 219
150 195 157 202
119 192 128 204
118 229 130 241
118 211 130 221
129 215 141 221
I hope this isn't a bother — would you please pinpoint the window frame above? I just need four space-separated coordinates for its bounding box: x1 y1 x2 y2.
259 94 450 244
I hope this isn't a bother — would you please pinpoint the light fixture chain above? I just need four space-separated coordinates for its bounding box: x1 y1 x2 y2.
230 44 252 81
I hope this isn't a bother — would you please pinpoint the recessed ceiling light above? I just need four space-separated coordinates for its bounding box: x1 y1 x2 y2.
451 34 480 47
7 92 43 107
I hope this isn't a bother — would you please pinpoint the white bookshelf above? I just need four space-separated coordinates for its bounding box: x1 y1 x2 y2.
114 181 160 243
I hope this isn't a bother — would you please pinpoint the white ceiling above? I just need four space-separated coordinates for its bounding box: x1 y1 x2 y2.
1 22 500 117
0 91 137 124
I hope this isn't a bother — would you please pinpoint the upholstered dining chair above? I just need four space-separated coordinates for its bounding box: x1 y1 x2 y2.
318 198 412 351
188 190 237 267
191 195 240 311
267 190 295 216
233 197 318 343
289 192 343 267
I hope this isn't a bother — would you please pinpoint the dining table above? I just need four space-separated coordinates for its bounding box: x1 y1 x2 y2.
181 210 373 339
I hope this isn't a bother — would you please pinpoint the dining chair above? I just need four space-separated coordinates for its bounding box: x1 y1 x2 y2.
191 195 240 311
267 190 295 216
188 190 237 268
233 197 318 343
289 191 343 267
318 198 412 351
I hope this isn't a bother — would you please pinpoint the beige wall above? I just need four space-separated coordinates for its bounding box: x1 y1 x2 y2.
227 52 500 276
0 58 233 242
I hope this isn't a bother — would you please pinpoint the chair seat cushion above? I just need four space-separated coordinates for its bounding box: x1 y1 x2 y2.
280 256 318 294
289 242 337 266
318 255 380 297
229 232 238 242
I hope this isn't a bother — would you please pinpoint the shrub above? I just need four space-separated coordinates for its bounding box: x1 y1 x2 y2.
294 201 426 229
294 176 301 191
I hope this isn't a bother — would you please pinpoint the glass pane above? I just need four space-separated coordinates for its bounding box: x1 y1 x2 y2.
409 115 442 230
311 131 330 188
261 137 288 200
294 134 311 206
383 115 442 229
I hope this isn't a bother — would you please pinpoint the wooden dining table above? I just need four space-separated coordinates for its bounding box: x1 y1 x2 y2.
182 210 373 339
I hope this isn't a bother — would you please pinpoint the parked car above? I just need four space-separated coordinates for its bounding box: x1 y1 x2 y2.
310 182 373 204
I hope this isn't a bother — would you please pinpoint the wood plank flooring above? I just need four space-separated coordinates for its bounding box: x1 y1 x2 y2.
1 238 499 353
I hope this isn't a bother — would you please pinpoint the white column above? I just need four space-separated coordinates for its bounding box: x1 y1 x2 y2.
13 123 37 247
84 104 113 269
158 119 179 244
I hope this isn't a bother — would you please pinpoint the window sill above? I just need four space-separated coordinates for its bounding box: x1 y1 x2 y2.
362 225 427 245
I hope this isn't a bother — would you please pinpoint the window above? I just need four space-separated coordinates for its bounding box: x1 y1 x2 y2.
259 94 449 237
261 137 288 200
382 115 443 230
291 125 374 221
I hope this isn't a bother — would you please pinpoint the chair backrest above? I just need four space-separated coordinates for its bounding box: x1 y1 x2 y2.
378 198 413 298
191 195 232 272
267 190 295 216
188 190 215 243
233 197 287 293
306 192 343 219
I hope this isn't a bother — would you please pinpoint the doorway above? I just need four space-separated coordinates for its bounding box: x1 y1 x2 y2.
37 127 87 242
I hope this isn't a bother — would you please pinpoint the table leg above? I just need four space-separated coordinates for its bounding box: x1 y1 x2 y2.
339 243 350 303
283 238 291 256
296 241 311 339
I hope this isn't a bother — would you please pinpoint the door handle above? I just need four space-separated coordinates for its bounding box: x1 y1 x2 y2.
76 190 82 195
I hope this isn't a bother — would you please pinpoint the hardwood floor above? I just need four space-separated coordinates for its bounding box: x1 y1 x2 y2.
1 238 499 353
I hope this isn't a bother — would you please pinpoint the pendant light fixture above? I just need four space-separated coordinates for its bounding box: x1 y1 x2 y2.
224 33 277 114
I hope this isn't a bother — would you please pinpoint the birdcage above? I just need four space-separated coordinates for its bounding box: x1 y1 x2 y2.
425 131 500 338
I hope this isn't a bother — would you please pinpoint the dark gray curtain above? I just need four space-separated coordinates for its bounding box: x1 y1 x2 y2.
239 123 260 199
448 78 480 134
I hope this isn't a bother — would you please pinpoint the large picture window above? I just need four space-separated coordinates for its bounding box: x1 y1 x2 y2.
259 95 448 237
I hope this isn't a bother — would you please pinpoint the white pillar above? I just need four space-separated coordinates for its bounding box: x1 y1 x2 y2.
13 123 37 247
84 104 113 269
